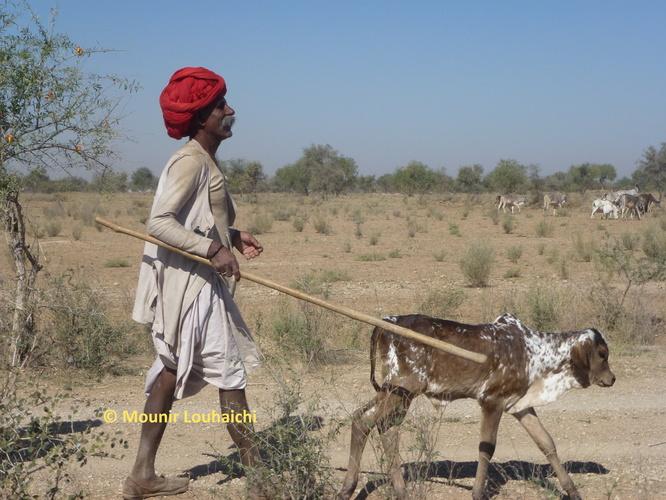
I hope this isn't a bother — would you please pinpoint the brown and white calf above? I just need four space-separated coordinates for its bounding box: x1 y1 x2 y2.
338 313 615 500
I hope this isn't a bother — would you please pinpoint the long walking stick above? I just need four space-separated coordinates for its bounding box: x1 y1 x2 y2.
95 217 487 364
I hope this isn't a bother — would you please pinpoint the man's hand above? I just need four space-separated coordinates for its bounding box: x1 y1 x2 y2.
232 231 263 260
207 241 240 280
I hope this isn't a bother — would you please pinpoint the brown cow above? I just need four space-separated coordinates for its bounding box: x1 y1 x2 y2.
338 313 615 500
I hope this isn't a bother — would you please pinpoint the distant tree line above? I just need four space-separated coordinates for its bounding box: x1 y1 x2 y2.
16 142 666 197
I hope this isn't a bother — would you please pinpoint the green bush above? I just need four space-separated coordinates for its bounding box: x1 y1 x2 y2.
104 258 130 268
0 375 128 498
448 223 461 237
433 250 446 262
506 245 523 263
313 215 331 235
44 220 62 237
357 253 386 262
502 215 514 234
269 300 330 365
290 269 350 298
44 274 139 373
535 219 554 237
72 224 83 240
503 267 521 278
241 377 334 499
249 213 274 234
621 232 640 251
369 233 380 246
643 226 666 265
572 233 596 262
525 285 560 330
459 243 494 287
388 249 402 258
418 288 465 319
292 217 305 232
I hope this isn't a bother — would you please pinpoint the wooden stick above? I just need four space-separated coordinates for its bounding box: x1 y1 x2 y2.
95 217 487 364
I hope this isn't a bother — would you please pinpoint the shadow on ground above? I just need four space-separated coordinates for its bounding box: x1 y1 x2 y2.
350 459 609 499
185 414 324 484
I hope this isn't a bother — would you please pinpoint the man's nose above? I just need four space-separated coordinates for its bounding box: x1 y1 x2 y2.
225 105 235 116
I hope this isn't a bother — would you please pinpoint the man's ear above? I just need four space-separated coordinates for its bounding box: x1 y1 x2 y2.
570 341 591 388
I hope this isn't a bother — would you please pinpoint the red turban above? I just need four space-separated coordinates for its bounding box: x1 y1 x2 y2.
159 67 227 139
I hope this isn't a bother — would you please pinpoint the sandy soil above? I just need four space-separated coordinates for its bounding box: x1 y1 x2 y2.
7 192 666 499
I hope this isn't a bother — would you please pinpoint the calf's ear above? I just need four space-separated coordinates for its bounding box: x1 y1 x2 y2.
570 341 591 388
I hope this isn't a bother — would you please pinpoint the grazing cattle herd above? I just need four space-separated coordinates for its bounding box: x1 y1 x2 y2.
493 185 661 221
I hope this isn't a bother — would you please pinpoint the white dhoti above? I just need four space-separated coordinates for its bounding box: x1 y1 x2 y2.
145 277 262 400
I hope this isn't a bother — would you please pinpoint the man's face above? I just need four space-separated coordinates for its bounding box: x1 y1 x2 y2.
203 96 235 141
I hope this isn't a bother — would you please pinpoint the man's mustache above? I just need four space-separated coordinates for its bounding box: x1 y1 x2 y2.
221 116 235 129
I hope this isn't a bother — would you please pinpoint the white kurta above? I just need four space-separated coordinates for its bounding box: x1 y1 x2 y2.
145 276 262 400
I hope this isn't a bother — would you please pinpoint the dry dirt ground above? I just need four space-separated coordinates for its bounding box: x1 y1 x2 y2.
6 191 666 499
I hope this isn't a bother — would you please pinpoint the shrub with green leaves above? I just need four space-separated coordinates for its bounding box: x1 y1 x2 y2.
44 274 139 373
502 215 514 234
71 224 83 241
535 219 554 237
44 220 62 237
572 233 596 262
357 252 386 262
104 258 130 268
642 226 666 265
506 245 522 263
459 243 494 287
269 300 330 365
292 217 305 232
248 213 274 234
525 285 560 330
418 287 465 319
0 375 128 498
241 377 334 499
313 215 331 235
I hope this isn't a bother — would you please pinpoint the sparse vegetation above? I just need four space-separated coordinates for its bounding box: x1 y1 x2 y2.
507 245 523 263
313 215 332 235
502 215 514 234
504 267 521 278
357 252 386 262
104 258 130 268
44 220 62 237
535 219 554 237
417 287 465 319
249 213 274 234
459 243 494 287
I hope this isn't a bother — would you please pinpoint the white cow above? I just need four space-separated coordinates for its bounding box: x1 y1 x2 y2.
591 199 619 219
604 185 639 204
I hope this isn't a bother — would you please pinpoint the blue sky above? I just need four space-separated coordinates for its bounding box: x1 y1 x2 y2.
28 0 666 178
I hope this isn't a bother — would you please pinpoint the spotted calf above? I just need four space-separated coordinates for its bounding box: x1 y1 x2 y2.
338 313 615 500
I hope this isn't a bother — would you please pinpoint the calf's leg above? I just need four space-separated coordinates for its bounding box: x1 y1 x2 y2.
338 391 409 500
377 393 411 499
513 407 581 500
471 404 503 500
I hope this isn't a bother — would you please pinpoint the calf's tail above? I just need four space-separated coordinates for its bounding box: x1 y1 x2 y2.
370 327 381 392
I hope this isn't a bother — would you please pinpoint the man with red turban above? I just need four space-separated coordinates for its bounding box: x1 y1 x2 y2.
124 67 264 499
